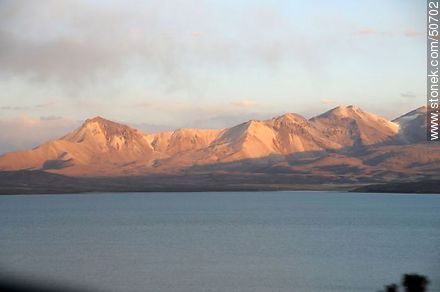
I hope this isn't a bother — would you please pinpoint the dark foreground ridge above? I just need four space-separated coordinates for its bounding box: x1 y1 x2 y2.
0 170 438 195
0 273 431 292
0 170 353 194
353 180 440 194
0 275 96 292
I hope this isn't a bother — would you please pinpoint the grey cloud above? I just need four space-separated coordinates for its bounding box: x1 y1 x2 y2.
40 115 64 121
0 102 54 110
0 105 27 110
231 100 257 108
400 91 417 98
0 0 350 97
0 1 173 90
35 102 55 108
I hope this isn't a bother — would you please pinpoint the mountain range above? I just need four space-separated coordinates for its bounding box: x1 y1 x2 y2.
0 105 438 192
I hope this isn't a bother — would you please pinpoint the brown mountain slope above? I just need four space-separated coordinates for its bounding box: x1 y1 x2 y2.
0 117 160 175
0 106 435 178
148 111 358 169
310 105 400 147
145 128 223 156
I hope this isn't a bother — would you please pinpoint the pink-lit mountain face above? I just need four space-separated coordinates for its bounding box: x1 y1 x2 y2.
0 106 436 179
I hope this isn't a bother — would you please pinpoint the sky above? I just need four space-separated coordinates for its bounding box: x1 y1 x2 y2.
0 0 426 153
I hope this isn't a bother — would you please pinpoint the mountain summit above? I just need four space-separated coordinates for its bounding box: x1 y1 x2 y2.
0 116 157 175
63 116 154 153
0 106 435 177
310 105 400 147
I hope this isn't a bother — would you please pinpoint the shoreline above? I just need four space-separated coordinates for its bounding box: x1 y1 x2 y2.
0 170 438 195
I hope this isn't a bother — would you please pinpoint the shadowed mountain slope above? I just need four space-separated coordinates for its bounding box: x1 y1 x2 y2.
0 106 436 179
393 106 427 144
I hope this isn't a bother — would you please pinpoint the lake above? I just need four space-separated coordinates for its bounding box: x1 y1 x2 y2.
0 191 439 292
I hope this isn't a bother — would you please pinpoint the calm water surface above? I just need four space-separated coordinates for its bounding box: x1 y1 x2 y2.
0 191 439 292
